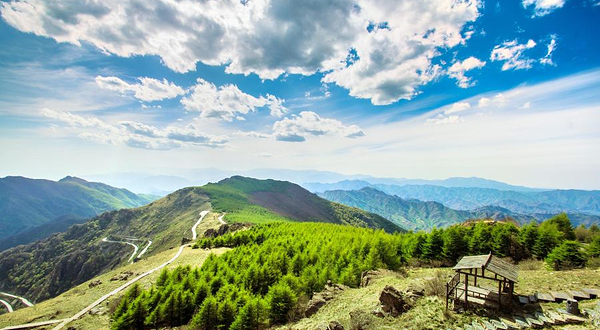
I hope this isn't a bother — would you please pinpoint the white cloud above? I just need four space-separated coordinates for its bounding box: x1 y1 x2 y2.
444 102 471 115
540 37 557 66
477 93 506 108
181 78 287 121
1 0 482 106
95 76 185 102
425 114 465 125
522 0 567 17
42 108 227 150
490 39 537 70
234 131 272 139
41 107 113 129
447 57 486 88
273 111 364 142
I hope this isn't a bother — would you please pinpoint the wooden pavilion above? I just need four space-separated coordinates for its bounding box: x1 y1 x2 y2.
446 253 517 311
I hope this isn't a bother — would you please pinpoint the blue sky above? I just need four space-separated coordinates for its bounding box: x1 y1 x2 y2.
0 0 599 189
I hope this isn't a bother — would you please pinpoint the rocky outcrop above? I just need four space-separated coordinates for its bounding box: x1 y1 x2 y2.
88 279 102 288
375 285 421 317
204 223 253 238
305 295 326 317
305 280 348 317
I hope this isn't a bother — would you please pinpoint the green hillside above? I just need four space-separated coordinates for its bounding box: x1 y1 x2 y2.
0 177 399 304
0 176 157 242
321 187 471 230
201 176 401 232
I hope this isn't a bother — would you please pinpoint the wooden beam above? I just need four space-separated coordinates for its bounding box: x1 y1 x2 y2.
457 271 506 282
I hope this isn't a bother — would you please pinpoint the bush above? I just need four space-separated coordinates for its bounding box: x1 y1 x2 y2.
545 241 586 270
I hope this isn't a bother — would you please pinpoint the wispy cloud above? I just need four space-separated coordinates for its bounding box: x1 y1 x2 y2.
41 108 228 150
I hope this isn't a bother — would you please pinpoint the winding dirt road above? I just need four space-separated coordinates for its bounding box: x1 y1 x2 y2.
101 237 139 263
0 300 12 313
192 211 210 239
45 209 210 330
218 213 227 225
0 293 32 308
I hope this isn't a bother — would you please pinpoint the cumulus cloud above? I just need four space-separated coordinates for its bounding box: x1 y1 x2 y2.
447 57 486 88
491 39 537 70
42 108 227 150
522 0 567 17
95 76 185 102
1 0 482 106
181 79 287 121
273 111 364 142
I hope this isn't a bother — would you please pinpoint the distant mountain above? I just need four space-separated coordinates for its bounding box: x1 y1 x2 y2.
375 184 600 215
0 176 400 304
320 188 530 230
320 188 599 230
305 180 600 216
0 176 157 244
303 177 546 193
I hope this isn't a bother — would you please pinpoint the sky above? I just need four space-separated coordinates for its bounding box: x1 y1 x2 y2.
0 0 599 189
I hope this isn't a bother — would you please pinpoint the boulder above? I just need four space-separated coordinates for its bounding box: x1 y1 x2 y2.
360 270 381 287
88 280 102 288
305 294 327 317
204 228 217 238
378 285 415 317
328 321 344 330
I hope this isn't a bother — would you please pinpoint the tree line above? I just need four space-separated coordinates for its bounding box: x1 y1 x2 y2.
111 214 599 330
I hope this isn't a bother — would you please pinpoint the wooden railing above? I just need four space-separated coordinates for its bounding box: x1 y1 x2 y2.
446 272 461 309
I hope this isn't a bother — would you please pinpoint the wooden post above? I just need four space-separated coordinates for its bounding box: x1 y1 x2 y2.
446 282 449 310
474 268 478 287
464 273 469 308
498 280 502 309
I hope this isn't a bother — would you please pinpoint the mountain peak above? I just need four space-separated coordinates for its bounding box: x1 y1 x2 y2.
59 176 89 184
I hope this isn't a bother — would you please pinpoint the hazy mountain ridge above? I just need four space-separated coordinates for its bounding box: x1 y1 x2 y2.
306 180 600 216
0 176 158 244
321 187 599 230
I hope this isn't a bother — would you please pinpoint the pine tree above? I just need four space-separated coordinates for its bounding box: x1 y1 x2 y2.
192 296 219 330
422 228 444 260
267 282 296 325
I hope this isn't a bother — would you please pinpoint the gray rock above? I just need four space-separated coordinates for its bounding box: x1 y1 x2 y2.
305 294 327 317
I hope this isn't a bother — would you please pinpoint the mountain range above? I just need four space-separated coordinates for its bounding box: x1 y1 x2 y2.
83 168 549 195
306 180 600 216
0 176 157 250
0 176 398 303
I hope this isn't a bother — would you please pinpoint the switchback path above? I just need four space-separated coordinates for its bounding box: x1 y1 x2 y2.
101 237 139 263
136 240 153 259
0 300 12 313
47 209 210 330
0 294 32 308
192 211 210 239
218 213 227 224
